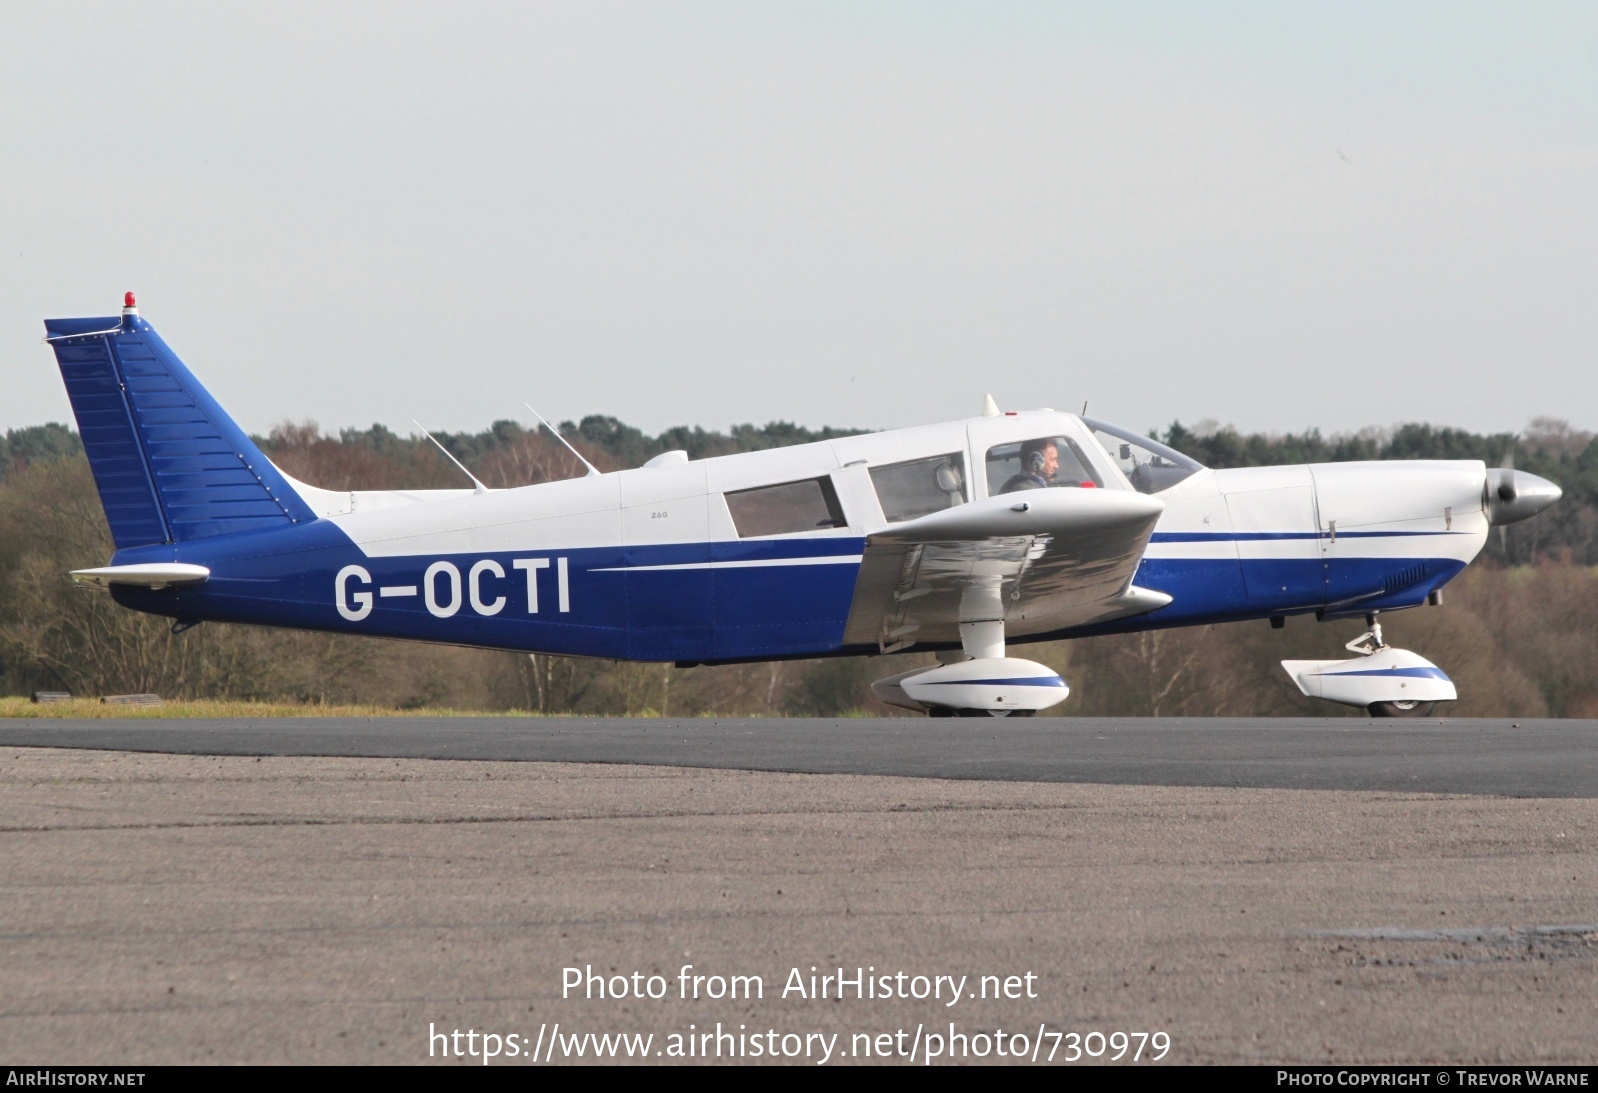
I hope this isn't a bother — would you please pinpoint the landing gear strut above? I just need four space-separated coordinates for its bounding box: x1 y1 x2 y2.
1343 614 1387 656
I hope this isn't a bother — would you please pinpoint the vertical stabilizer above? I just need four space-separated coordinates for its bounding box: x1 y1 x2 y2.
44 297 316 548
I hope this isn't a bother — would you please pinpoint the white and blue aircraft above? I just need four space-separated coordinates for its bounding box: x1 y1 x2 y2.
46 295 1562 717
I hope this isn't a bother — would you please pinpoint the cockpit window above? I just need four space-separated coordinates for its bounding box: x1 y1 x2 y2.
987 437 1103 495
1083 418 1203 495
870 453 966 523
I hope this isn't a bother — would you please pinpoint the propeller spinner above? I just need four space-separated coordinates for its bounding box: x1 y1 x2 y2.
1485 464 1561 526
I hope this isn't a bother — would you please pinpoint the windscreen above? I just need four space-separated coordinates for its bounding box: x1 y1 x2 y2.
1083 418 1203 495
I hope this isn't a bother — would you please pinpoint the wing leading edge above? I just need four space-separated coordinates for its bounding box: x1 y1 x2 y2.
841 487 1168 652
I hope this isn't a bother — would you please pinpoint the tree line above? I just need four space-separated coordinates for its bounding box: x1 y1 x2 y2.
1 415 1592 716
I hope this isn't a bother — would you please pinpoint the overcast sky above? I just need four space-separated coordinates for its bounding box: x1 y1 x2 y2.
4 2 1596 442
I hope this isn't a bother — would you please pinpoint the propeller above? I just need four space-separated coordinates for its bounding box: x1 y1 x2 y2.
1496 450 1514 553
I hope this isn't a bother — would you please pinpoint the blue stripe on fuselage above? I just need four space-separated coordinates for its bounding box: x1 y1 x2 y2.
1149 530 1471 543
1057 555 1465 640
104 522 1470 662
108 523 867 662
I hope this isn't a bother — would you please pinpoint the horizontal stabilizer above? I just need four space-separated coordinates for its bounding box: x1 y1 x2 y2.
71 563 210 590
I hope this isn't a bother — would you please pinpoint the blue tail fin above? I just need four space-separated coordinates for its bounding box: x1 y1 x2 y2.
44 304 316 548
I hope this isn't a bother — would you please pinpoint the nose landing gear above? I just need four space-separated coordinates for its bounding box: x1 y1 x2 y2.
1368 698 1436 718
1281 613 1456 718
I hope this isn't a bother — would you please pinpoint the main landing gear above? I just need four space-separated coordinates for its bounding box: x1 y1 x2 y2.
1280 613 1456 718
871 582 1069 718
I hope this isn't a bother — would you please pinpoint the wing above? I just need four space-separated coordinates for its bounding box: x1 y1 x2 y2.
841 487 1169 651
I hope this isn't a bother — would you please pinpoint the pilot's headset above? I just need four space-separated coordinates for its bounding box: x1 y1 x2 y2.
1023 441 1050 476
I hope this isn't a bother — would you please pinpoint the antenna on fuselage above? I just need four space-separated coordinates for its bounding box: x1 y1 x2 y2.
411 420 489 495
525 403 600 477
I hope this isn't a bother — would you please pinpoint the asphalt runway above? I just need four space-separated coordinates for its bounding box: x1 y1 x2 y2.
3 720 1595 1065
1 715 1594 796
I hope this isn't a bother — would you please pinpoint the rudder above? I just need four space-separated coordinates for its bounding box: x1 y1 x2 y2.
45 298 316 548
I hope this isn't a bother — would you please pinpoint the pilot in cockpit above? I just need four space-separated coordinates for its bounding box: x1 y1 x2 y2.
999 438 1060 493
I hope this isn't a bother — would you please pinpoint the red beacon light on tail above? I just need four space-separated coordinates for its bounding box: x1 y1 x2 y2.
122 291 138 315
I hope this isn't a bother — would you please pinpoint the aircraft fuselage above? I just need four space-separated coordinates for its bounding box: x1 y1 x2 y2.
105 410 1492 663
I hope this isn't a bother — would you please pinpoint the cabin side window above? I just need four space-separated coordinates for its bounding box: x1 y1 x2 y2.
869 453 967 523
986 437 1103 495
725 477 848 537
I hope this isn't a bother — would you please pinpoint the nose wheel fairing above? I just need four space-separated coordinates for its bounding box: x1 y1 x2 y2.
1282 621 1456 715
